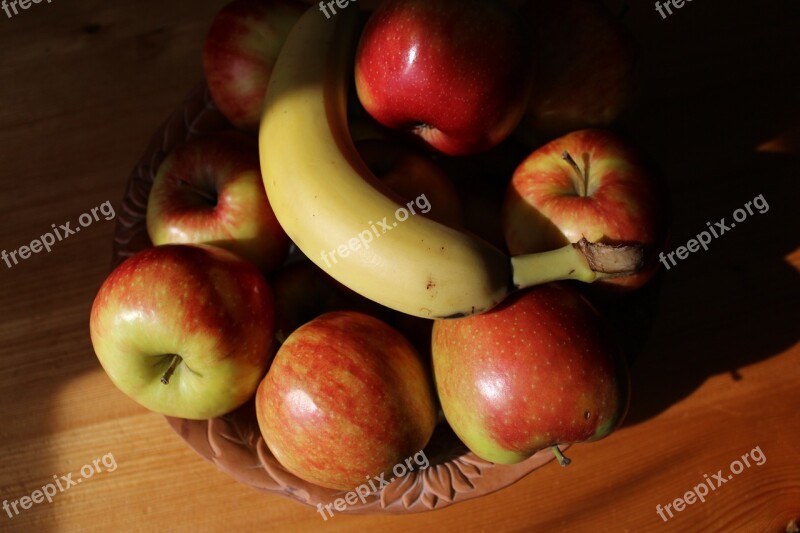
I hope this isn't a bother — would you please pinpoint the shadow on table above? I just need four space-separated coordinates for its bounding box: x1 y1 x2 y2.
615 0 800 424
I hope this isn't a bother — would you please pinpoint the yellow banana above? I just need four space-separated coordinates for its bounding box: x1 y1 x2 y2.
259 7 641 319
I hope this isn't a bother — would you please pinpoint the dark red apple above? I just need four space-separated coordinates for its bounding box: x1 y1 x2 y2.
256 311 437 490
502 129 668 290
355 0 530 156
203 0 306 131
357 139 463 226
510 0 635 142
269 259 391 344
432 283 630 464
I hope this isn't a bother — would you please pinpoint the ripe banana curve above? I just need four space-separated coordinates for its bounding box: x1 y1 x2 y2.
259 7 642 319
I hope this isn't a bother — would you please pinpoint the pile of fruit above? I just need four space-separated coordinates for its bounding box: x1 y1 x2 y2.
90 0 669 495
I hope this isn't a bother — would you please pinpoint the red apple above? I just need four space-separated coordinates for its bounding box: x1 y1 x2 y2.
438 139 530 251
203 0 306 131
357 139 463 226
256 311 436 490
146 132 290 274
354 0 530 156
502 129 668 289
432 283 630 464
269 259 391 343
90 244 275 420
510 0 635 142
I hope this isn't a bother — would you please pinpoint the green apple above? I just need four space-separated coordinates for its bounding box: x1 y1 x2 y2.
90 244 275 419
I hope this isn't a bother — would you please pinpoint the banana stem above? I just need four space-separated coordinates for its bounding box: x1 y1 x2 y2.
511 238 644 289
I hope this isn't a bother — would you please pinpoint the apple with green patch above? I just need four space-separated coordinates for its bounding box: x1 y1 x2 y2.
90 244 275 420
432 283 630 465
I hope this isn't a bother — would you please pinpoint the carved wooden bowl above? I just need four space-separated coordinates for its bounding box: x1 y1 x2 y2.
111 82 569 514
113 82 662 514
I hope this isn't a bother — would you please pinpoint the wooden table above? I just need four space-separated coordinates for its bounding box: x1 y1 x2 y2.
1 1 798 531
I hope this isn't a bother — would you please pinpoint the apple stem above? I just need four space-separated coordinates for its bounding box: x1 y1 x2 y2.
551 445 571 467
562 151 588 197
161 354 182 385
177 179 218 206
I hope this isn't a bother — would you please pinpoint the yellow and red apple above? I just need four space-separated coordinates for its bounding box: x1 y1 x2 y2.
203 0 306 131
256 311 436 490
90 244 276 420
503 129 668 290
146 132 290 274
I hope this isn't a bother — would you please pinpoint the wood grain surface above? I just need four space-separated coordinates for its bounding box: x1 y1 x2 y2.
1 1 798 532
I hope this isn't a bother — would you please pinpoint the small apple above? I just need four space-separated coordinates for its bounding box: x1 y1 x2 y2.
510 0 636 141
90 244 275 420
432 283 630 465
357 139 463 226
146 132 290 274
256 311 436 490
270 260 348 344
269 259 391 344
502 129 668 289
355 0 530 156
437 139 530 252
203 0 306 131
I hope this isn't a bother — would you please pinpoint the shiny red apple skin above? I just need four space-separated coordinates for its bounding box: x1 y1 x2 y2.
510 0 635 142
354 0 530 156
432 283 630 464
256 311 436 490
146 132 290 274
503 129 668 289
90 244 276 420
203 0 305 131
